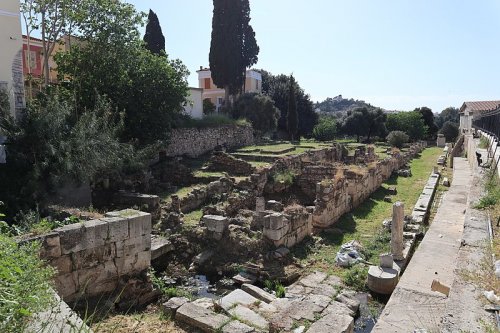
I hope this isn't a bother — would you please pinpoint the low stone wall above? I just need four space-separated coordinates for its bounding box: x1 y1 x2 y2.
262 207 312 248
206 151 254 176
164 125 254 158
37 210 152 304
312 143 425 228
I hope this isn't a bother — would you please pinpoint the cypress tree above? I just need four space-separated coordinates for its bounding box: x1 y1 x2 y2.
287 75 299 141
210 0 259 107
143 9 165 55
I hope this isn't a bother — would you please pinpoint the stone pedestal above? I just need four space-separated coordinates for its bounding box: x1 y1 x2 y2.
255 197 265 212
437 134 446 148
391 202 404 260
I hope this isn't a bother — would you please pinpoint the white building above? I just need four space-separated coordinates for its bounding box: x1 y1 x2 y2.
183 87 203 119
459 101 500 134
0 0 24 119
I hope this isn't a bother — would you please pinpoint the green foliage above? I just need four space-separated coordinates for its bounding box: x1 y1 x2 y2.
143 9 165 55
149 268 191 299
439 121 459 142
313 116 337 141
479 136 490 149
273 171 295 185
203 98 216 115
342 107 386 142
263 280 286 298
287 76 299 141
0 87 9 115
0 93 130 216
342 264 368 291
387 130 409 148
435 107 459 129
315 95 373 114
210 0 259 101
260 69 318 137
232 93 279 134
0 234 55 332
414 106 437 138
475 172 500 209
386 111 427 141
55 1 188 147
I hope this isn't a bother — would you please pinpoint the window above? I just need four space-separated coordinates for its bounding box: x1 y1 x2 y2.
204 78 211 89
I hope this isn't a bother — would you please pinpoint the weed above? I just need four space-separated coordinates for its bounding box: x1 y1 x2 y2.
273 170 295 185
148 268 192 300
479 136 490 149
342 264 368 291
263 280 286 298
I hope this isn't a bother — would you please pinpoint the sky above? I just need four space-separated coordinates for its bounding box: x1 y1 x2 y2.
125 0 500 112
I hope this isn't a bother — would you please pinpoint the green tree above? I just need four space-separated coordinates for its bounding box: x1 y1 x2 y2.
209 0 259 106
439 121 459 142
232 93 279 134
415 106 437 139
287 76 299 141
313 115 337 141
0 93 129 216
435 107 459 129
55 1 189 146
203 98 216 115
386 111 427 141
342 107 386 142
260 69 318 137
143 9 165 55
387 130 409 148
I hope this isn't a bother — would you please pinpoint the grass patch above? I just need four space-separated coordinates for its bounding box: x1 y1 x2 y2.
193 170 225 178
161 184 203 202
183 210 203 227
479 136 490 149
0 234 56 333
291 147 443 289
248 161 272 169
475 170 500 209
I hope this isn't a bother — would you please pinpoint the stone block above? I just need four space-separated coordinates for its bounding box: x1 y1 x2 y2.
241 284 276 303
222 321 255 333
54 272 79 299
442 177 450 187
162 297 189 317
49 254 73 274
229 304 268 330
266 200 283 211
57 223 86 254
263 213 287 230
219 289 259 311
128 212 152 238
115 235 151 258
39 232 61 259
72 244 116 270
202 215 229 233
176 302 229 332
102 217 129 242
263 226 289 241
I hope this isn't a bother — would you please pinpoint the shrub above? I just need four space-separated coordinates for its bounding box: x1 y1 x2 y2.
176 113 250 129
273 171 295 185
203 98 216 115
387 130 409 148
232 93 280 134
0 234 55 332
312 116 337 141
439 121 459 142
386 111 427 141
342 264 368 291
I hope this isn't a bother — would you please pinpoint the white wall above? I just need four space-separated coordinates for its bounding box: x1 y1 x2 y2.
0 0 24 118
184 88 203 119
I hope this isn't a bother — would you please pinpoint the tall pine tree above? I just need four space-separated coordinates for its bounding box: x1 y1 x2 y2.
143 9 165 55
287 75 299 141
209 0 259 107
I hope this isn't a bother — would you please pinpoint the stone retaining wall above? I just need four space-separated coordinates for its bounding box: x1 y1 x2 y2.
206 151 254 176
37 210 152 303
262 207 313 248
164 125 254 158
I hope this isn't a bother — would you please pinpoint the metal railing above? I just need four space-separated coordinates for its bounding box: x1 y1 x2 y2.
473 108 500 176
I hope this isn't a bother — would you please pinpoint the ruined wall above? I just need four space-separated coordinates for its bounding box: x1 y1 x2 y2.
38 210 151 303
312 143 425 228
206 151 254 176
164 125 254 158
262 208 313 248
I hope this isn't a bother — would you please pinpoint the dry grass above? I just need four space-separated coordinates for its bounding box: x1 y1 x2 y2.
92 308 189 333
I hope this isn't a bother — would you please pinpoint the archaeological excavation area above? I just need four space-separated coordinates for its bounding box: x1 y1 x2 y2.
31 134 449 333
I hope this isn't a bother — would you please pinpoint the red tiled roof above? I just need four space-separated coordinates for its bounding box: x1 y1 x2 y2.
460 100 500 113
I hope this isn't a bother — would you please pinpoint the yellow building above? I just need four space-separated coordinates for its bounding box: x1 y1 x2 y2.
0 0 25 118
197 67 262 112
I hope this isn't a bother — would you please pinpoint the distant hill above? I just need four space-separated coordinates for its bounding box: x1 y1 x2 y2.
315 95 375 115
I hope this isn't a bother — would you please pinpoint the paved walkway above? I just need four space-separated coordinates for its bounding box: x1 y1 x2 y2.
373 157 473 332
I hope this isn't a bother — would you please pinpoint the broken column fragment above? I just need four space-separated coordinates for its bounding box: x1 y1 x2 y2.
391 201 404 260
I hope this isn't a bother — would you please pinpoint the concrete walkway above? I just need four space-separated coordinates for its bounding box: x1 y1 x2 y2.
373 157 473 332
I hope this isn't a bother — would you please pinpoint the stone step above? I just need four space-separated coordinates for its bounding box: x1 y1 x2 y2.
307 312 354 333
229 304 268 331
241 283 276 303
176 302 229 333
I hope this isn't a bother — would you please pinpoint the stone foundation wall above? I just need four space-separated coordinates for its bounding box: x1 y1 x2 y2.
37 210 152 303
262 207 312 247
206 151 254 176
164 125 254 158
312 143 425 228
